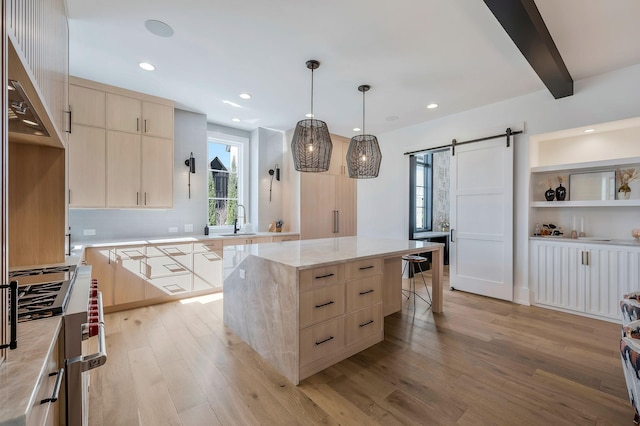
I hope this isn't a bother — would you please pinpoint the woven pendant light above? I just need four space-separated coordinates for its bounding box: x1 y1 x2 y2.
347 85 382 178
291 60 333 172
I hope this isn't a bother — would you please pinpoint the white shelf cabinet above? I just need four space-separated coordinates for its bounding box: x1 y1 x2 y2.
530 239 640 321
530 156 640 206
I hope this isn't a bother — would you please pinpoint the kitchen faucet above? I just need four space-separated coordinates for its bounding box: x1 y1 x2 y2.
234 204 246 234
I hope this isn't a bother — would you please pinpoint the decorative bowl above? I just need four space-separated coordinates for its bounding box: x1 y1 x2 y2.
632 229 640 240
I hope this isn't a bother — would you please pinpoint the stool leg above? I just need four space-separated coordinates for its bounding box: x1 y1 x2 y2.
412 263 416 314
416 262 432 305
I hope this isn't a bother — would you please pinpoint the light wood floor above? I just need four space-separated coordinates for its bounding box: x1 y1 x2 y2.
89 270 632 425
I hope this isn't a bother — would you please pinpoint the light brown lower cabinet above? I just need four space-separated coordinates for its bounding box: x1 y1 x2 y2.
298 260 383 381
85 236 296 312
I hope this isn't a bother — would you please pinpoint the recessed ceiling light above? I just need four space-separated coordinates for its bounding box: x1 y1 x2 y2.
232 118 241 122
144 20 174 37
223 100 242 108
239 93 252 100
305 113 314 118
584 128 595 133
139 62 156 71
353 127 361 132
427 103 439 109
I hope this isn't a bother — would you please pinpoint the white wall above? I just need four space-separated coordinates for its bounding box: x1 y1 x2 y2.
358 63 640 305
254 128 285 231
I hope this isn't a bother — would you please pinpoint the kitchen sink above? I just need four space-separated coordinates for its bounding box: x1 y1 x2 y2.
217 233 257 237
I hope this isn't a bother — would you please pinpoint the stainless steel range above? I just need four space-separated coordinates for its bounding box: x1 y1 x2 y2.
9 265 76 322
9 264 107 426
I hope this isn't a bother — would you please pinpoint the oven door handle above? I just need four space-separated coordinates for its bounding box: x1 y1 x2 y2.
68 292 108 372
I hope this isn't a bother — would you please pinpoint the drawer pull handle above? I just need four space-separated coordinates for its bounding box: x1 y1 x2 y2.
359 289 374 295
315 300 334 308
315 336 334 346
315 273 335 279
41 367 64 404
359 265 375 270
359 320 374 328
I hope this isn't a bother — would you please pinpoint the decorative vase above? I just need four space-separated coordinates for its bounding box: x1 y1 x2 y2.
619 183 631 200
544 188 555 201
555 184 566 201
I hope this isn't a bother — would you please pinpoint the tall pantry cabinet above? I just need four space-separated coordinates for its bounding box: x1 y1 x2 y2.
68 77 174 209
300 135 357 239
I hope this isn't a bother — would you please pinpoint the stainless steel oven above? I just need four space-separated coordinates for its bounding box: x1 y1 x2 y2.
64 265 107 426
9 264 107 425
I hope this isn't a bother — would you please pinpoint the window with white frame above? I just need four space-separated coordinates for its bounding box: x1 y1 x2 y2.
207 137 243 227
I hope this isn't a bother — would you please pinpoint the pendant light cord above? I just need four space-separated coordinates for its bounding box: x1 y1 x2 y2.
310 67 314 118
362 89 365 135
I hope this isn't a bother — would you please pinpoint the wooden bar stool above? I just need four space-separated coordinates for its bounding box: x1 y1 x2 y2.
401 254 432 313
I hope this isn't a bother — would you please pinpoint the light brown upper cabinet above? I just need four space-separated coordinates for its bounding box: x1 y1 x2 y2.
300 173 356 240
70 85 105 128
326 135 350 176
107 93 174 139
69 77 174 209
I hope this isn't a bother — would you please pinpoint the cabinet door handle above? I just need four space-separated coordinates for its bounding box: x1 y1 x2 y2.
69 189 71 204
144 192 147 206
66 109 72 133
314 300 334 308
359 289 374 295
359 265 374 271
336 210 340 233
582 251 590 266
315 336 334 346
314 273 335 279
450 228 455 242
136 117 140 132
359 320 374 328
144 119 148 133
333 210 338 233
41 368 64 404
136 192 139 205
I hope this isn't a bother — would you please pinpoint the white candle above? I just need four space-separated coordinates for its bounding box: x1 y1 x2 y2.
572 215 576 231
580 216 584 233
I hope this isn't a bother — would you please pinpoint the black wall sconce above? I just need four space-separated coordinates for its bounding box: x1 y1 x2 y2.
268 163 280 202
185 152 195 198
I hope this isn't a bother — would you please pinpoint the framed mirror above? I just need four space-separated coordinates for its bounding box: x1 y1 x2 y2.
569 171 615 201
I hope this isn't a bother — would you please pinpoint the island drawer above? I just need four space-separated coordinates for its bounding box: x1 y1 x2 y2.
345 303 383 346
299 283 345 329
345 258 382 280
346 275 382 313
299 264 344 291
300 316 345 366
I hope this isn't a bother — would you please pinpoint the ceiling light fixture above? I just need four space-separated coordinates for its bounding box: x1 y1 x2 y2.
353 127 361 132
223 100 242 108
427 103 439 109
239 93 252 100
231 118 241 122
291 60 332 173
139 62 156 71
584 128 595 133
346 85 382 179
144 20 174 37
305 113 314 118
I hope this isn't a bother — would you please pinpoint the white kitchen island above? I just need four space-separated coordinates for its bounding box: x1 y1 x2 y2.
223 236 443 384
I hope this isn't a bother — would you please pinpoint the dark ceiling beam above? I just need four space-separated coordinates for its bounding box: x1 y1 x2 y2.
483 0 573 99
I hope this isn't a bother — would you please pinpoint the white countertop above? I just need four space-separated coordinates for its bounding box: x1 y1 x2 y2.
223 236 443 269
530 236 640 247
73 231 298 249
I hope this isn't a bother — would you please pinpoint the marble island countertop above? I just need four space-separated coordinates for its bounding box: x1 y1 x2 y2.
0 317 62 426
224 236 443 270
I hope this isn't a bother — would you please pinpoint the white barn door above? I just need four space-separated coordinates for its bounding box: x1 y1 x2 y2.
449 137 513 301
